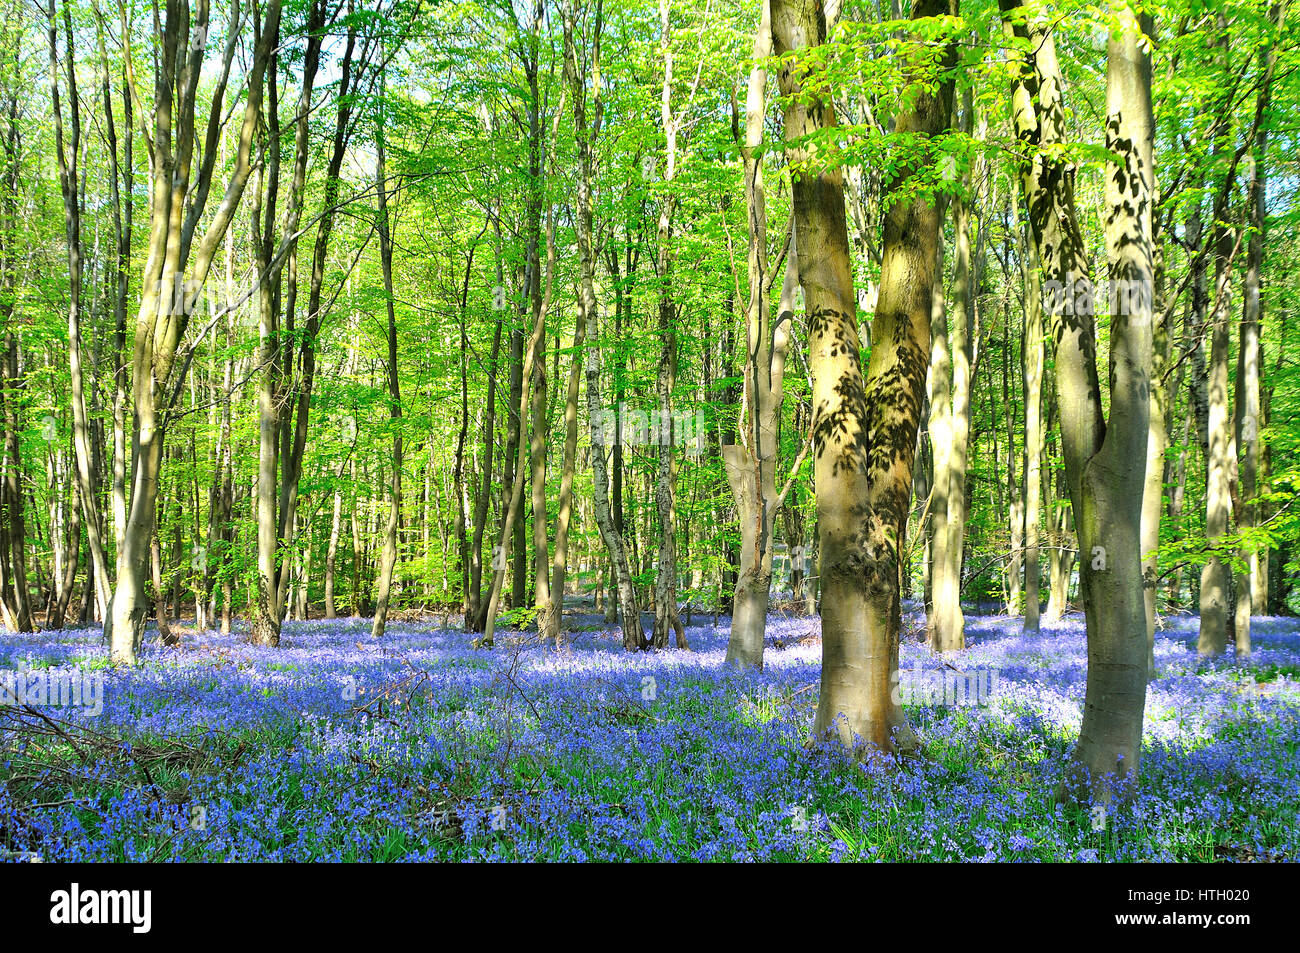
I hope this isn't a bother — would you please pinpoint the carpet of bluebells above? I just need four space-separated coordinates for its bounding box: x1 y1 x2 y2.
1 604 1298 862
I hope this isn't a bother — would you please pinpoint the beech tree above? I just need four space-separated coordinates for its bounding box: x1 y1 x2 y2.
1001 0 1154 798
774 0 956 754
107 0 280 664
722 0 803 670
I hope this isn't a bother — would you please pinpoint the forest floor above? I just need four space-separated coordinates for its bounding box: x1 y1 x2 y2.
1 606 1297 861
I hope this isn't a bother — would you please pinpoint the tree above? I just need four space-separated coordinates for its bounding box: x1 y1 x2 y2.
551 0 604 647
46 0 112 621
371 66 404 641
1001 0 1154 799
722 0 801 670
774 0 956 754
0 33 29 634
108 0 280 664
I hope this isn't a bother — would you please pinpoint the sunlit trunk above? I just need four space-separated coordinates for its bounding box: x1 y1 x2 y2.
774 0 955 755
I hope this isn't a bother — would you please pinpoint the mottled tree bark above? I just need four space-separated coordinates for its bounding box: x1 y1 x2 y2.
774 0 955 755
1004 0 1154 799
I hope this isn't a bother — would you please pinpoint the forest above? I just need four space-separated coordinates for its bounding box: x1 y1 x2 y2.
0 0 1297 865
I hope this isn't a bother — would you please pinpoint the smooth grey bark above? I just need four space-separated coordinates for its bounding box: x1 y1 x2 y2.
1043 469 1074 621
325 488 342 619
47 0 112 620
1141 233 1169 677
109 0 279 664
722 0 797 670
252 131 284 646
371 107 403 641
724 248 799 669
930 88 979 649
1003 0 1154 799
926 201 955 645
1233 42 1276 658
551 0 603 647
1022 204 1044 634
940 183 975 648
1198 129 1239 657
774 0 955 755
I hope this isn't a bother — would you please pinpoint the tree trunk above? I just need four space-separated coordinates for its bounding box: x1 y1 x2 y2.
467 310 502 632
277 18 365 629
519 7 551 636
651 0 684 651
47 0 112 620
371 112 403 640
1044 463 1074 621
724 253 798 669
1233 48 1275 657
774 0 955 755
1141 237 1169 677
1022 201 1044 633
48 479 82 631
586 303 643 647
0 89 24 635
926 202 955 643
0 331 30 632
1197 170 1238 655
722 0 788 669
482 208 557 647
109 0 280 664
941 182 975 646
1002 0 1153 799
453 231 483 617
551 0 602 647
151 517 173 645
315 479 336 617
